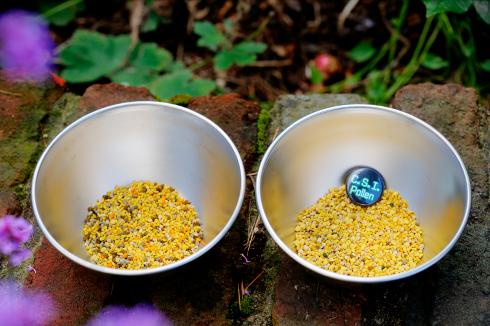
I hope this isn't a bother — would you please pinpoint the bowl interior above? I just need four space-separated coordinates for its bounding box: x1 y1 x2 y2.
33 102 244 272
258 106 469 277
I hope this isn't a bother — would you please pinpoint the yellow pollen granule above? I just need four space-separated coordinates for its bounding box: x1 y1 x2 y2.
82 181 203 269
294 185 424 277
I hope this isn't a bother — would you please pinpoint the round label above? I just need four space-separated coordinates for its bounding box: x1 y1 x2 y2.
345 167 385 206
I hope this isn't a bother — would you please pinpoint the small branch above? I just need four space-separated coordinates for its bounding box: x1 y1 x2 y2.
130 0 145 49
247 59 293 68
337 0 359 34
0 89 22 96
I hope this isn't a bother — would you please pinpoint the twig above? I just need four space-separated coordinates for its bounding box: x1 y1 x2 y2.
243 271 264 293
337 0 359 34
246 12 273 41
0 89 22 96
130 0 145 49
247 59 293 68
237 283 241 310
307 1 322 30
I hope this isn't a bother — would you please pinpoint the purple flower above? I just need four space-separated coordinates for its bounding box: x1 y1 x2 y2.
0 10 55 82
0 215 33 266
0 281 56 326
87 304 172 326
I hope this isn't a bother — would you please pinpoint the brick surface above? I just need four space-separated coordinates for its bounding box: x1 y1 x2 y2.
392 83 490 325
78 83 154 114
189 93 260 168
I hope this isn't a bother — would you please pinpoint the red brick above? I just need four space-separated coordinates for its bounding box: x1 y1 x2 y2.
25 238 111 326
272 254 363 326
79 83 154 114
189 93 259 167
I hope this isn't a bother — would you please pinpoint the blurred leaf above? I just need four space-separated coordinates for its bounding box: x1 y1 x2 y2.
141 11 160 32
214 41 267 70
149 70 216 98
422 0 472 16
347 41 376 63
41 0 85 26
309 65 324 85
421 53 449 69
128 43 172 71
194 21 226 51
111 67 156 86
167 61 186 72
473 0 490 24
366 70 386 103
480 59 490 72
59 30 131 83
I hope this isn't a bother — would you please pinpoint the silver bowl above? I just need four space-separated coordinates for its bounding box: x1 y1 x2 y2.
32 101 245 276
256 104 471 283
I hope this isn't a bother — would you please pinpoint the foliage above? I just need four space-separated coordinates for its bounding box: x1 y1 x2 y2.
58 30 216 99
347 41 376 63
194 20 267 71
423 0 490 23
329 0 488 103
41 0 85 26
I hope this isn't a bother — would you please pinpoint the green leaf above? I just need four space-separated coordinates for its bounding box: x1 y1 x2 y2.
128 43 172 72
167 61 186 72
347 41 376 63
474 0 490 24
59 30 131 83
141 11 160 32
194 21 226 51
41 0 84 26
309 65 324 85
111 67 156 86
422 0 472 16
213 41 267 70
421 53 449 69
366 70 387 103
149 70 216 98
480 59 490 72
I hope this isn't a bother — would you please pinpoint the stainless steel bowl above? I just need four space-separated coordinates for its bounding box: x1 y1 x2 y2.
32 101 245 276
256 104 471 283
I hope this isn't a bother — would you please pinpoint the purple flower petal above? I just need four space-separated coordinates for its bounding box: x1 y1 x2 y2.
0 215 33 255
0 281 56 326
9 248 32 267
87 304 172 326
0 10 55 82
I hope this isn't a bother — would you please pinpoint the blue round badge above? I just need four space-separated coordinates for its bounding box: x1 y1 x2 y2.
345 167 385 206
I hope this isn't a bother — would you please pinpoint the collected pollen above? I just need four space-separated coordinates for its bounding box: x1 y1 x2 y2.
294 185 424 277
82 181 203 269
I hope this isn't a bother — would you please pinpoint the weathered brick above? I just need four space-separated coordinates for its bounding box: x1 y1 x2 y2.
392 83 489 325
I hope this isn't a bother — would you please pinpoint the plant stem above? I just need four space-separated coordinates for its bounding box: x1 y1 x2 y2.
42 0 83 19
189 57 213 71
328 43 389 92
246 15 271 41
383 0 409 84
385 16 440 101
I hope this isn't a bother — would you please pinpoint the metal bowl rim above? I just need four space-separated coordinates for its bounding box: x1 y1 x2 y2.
256 104 471 283
32 101 246 276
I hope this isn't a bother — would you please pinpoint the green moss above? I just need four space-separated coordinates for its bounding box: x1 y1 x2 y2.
167 94 193 106
228 295 255 321
256 102 272 155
